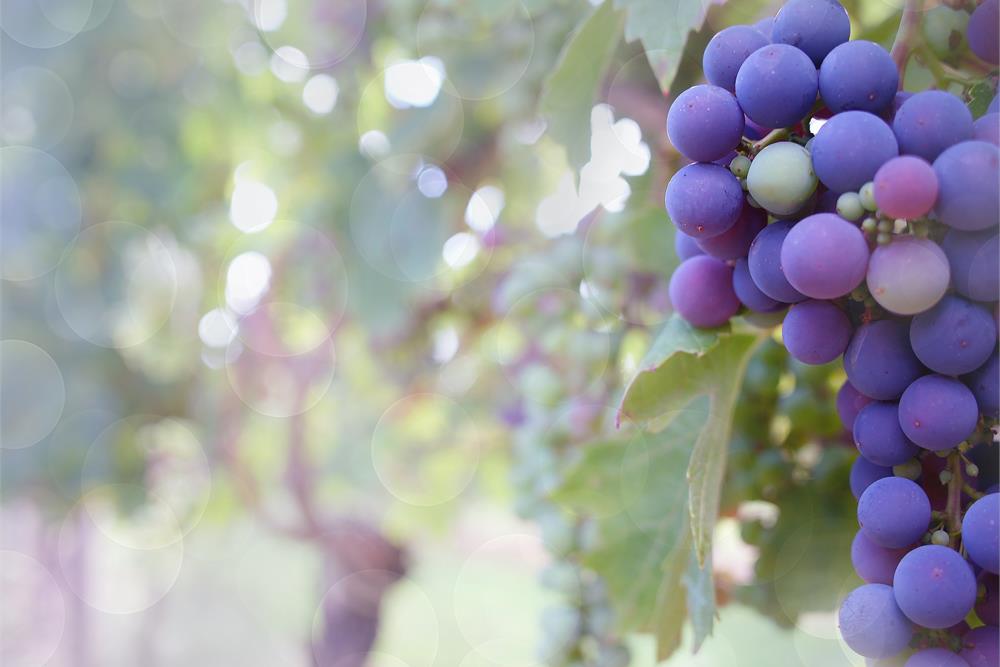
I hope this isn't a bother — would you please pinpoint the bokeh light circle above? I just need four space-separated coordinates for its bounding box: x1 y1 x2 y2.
0 0 94 49
0 340 66 451
0 550 66 667
0 66 75 149
251 0 368 70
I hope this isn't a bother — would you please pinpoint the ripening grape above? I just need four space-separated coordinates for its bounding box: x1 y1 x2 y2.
872 156 939 220
838 583 914 659
857 476 931 548
909 295 998 376
674 231 705 261
664 163 744 239
668 255 740 328
781 213 869 299
893 545 977 629
964 350 999 418
850 456 892 499
851 530 908 586
735 44 819 129
933 140 1000 231
818 40 898 114
893 90 974 162
838 380 874 432
696 205 767 260
968 0 1000 65
811 111 900 193
922 5 970 59
703 26 770 93
941 228 1000 302
898 374 978 451
746 142 819 215
854 402 919 467
844 319 925 401
732 258 783 313
962 493 999 574
961 625 1000 667
781 299 851 364
973 112 1000 145
866 236 950 316
667 85 746 163
772 0 851 66
747 220 807 303
906 648 971 667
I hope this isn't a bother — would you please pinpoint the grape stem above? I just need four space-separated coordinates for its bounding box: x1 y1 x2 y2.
945 451 964 546
890 0 925 85
748 128 790 156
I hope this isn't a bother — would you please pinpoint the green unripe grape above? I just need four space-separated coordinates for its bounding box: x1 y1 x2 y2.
861 217 878 233
923 5 969 59
893 458 922 480
876 232 892 245
859 182 877 211
730 154 751 178
931 529 951 546
746 142 818 215
746 193 762 209
836 192 865 221
967 462 980 477
877 219 893 233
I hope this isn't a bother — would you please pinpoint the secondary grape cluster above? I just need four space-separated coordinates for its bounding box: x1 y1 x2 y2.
663 0 999 664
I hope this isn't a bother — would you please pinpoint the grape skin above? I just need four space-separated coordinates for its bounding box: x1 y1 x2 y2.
838 380 874 432
851 530 908 585
772 0 851 67
781 213 869 299
893 91 974 162
975 573 999 626
811 111 900 193
732 258 782 313
960 626 999 667
667 85 746 163
961 493 999 574
668 255 740 328
933 140 1000 232
850 456 891 500
866 236 950 316
747 221 806 303
963 350 999 418
968 0 1000 65
854 402 919 467
922 5 970 59
905 648 971 667
910 295 997 376
695 204 766 260
898 374 978 452
781 299 851 364
735 44 819 129
819 40 898 114
858 476 931 549
674 231 705 261
873 156 939 221
664 163 743 239
973 112 1000 146
746 142 818 215
753 16 774 39
844 319 926 401
894 545 977 629
838 583 914 659
703 26 770 93
941 228 1000 303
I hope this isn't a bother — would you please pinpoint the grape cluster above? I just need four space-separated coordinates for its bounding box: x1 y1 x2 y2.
663 0 999 663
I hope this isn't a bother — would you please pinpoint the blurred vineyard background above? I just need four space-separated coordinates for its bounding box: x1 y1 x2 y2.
0 1 958 666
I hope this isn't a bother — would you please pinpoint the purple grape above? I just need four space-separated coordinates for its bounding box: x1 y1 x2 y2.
703 26 770 93
812 111 900 193
819 40 898 114
668 255 740 328
867 236 950 316
674 230 705 261
772 0 850 66
838 380 875 432
852 530 909 585
667 85 746 163
974 113 1000 146
976 574 999 626
905 648 970 667
844 319 926 401
858 477 931 548
665 163 744 239
893 545 977 628
898 374 978 451
961 626 999 667
964 351 999 418
910 296 997 376
854 402 920 467
747 221 807 303
781 213 870 299
941 228 1000 302
893 91 974 162
735 44 819 129
696 204 767 260
851 456 892 500
732 258 782 313
839 583 914 659
933 140 1000 231
968 0 1000 65
781 299 851 364
990 93 1000 114
815 188 840 214
962 493 999 574
753 16 774 39
744 115 771 140
873 156 939 220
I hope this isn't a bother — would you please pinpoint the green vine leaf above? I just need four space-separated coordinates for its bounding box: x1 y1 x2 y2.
540 0 625 170
967 80 996 118
617 315 764 565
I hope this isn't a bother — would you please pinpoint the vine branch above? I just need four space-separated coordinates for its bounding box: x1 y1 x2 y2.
945 452 964 547
891 0 925 85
